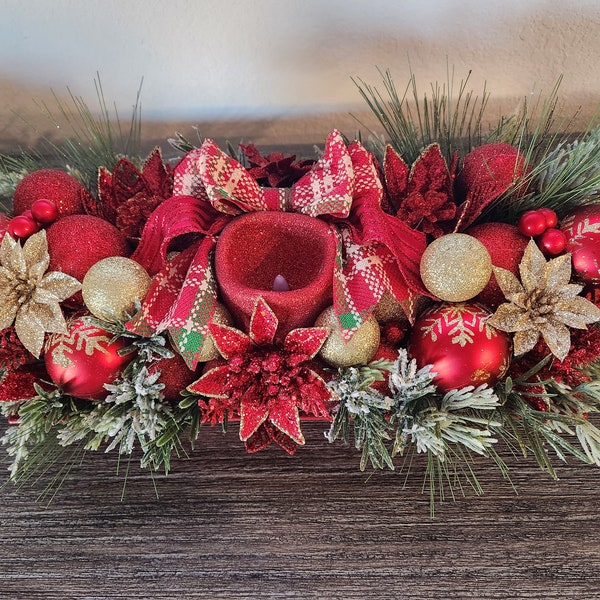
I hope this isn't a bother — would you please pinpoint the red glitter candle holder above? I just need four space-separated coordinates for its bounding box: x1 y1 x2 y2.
214 211 337 339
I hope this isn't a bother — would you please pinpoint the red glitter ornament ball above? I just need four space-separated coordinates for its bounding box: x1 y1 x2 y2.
147 352 197 402
12 169 89 218
467 222 529 308
44 316 133 400
562 204 600 286
46 215 129 305
458 143 528 199
409 302 512 392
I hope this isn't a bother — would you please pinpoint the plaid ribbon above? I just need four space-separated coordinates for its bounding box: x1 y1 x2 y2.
128 131 427 368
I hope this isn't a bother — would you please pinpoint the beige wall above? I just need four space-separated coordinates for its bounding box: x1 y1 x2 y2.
1 0 600 152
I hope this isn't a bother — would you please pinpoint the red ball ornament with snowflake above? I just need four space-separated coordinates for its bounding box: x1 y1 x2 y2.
408 303 511 392
44 316 133 400
561 204 600 286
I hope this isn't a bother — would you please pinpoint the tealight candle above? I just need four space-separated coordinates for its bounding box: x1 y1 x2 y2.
214 211 337 340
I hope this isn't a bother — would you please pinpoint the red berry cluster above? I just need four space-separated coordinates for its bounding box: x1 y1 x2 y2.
517 208 566 255
7 199 59 240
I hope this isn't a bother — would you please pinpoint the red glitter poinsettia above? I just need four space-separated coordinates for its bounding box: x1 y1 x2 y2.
0 326 32 373
95 147 174 239
384 143 457 238
0 363 52 402
239 142 316 188
188 298 333 454
509 324 600 411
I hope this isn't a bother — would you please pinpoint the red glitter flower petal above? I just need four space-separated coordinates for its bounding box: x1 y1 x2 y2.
187 365 230 398
249 298 278 346
239 390 269 441
208 322 254 360
283 327 328 359
297 372 334 420
268 395 304 445
263 421 299 455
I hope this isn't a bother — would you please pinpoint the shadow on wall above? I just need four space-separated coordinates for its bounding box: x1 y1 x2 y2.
2 4 600 155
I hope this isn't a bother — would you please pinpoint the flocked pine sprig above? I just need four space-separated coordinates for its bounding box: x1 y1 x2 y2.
387 351 500 460
0 155 32 205
326 360 396 470
0 384 84 481
400 385 501 459
388 349 437 409
494 355 600 476
57 365 179 471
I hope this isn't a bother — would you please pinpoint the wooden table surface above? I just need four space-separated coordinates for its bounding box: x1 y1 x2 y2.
1 420 600 600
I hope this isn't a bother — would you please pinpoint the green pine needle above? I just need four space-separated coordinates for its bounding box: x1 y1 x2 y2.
353 64 489 164
2 74 142 195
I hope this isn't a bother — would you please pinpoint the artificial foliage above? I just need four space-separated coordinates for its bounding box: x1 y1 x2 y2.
2 71 600 513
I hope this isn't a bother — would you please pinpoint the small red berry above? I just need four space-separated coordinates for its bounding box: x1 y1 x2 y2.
518 210 547 237
8 215 39 239
538 207 558 229
538 227 567 256
31 199 59 224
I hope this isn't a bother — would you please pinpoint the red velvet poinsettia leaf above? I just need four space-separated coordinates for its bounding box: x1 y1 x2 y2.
239 143 268 168
80 186 101 217
97 166 117 218
244 424 274 453
265 156 296 187
112 157 147 204
249 298 278 346
187 365 230 399
239 388 269 441
383 145 409 212
263 421 299 455
268 395 304 445
141 147 174 197
208 322 254 360
454 181 502 232
283 327 328 359
408 144 449 193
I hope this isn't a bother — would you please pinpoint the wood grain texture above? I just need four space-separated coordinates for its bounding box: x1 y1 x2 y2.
2 421 600 600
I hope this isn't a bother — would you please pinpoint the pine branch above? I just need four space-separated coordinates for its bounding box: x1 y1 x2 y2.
8 74 142 193
352 65 489 163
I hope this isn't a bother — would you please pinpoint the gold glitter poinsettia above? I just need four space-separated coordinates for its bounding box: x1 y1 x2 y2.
487 239 600 361
0 230 81 357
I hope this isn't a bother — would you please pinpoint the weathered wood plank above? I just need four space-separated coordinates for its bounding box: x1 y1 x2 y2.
1 421 600 599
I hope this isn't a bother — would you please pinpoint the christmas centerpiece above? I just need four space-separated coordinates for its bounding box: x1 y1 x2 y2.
3 72 600 512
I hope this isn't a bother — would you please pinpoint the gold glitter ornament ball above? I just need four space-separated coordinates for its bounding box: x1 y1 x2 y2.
82 257 151 322
315 306 380 367
197 303 234 362
420 233 492 302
